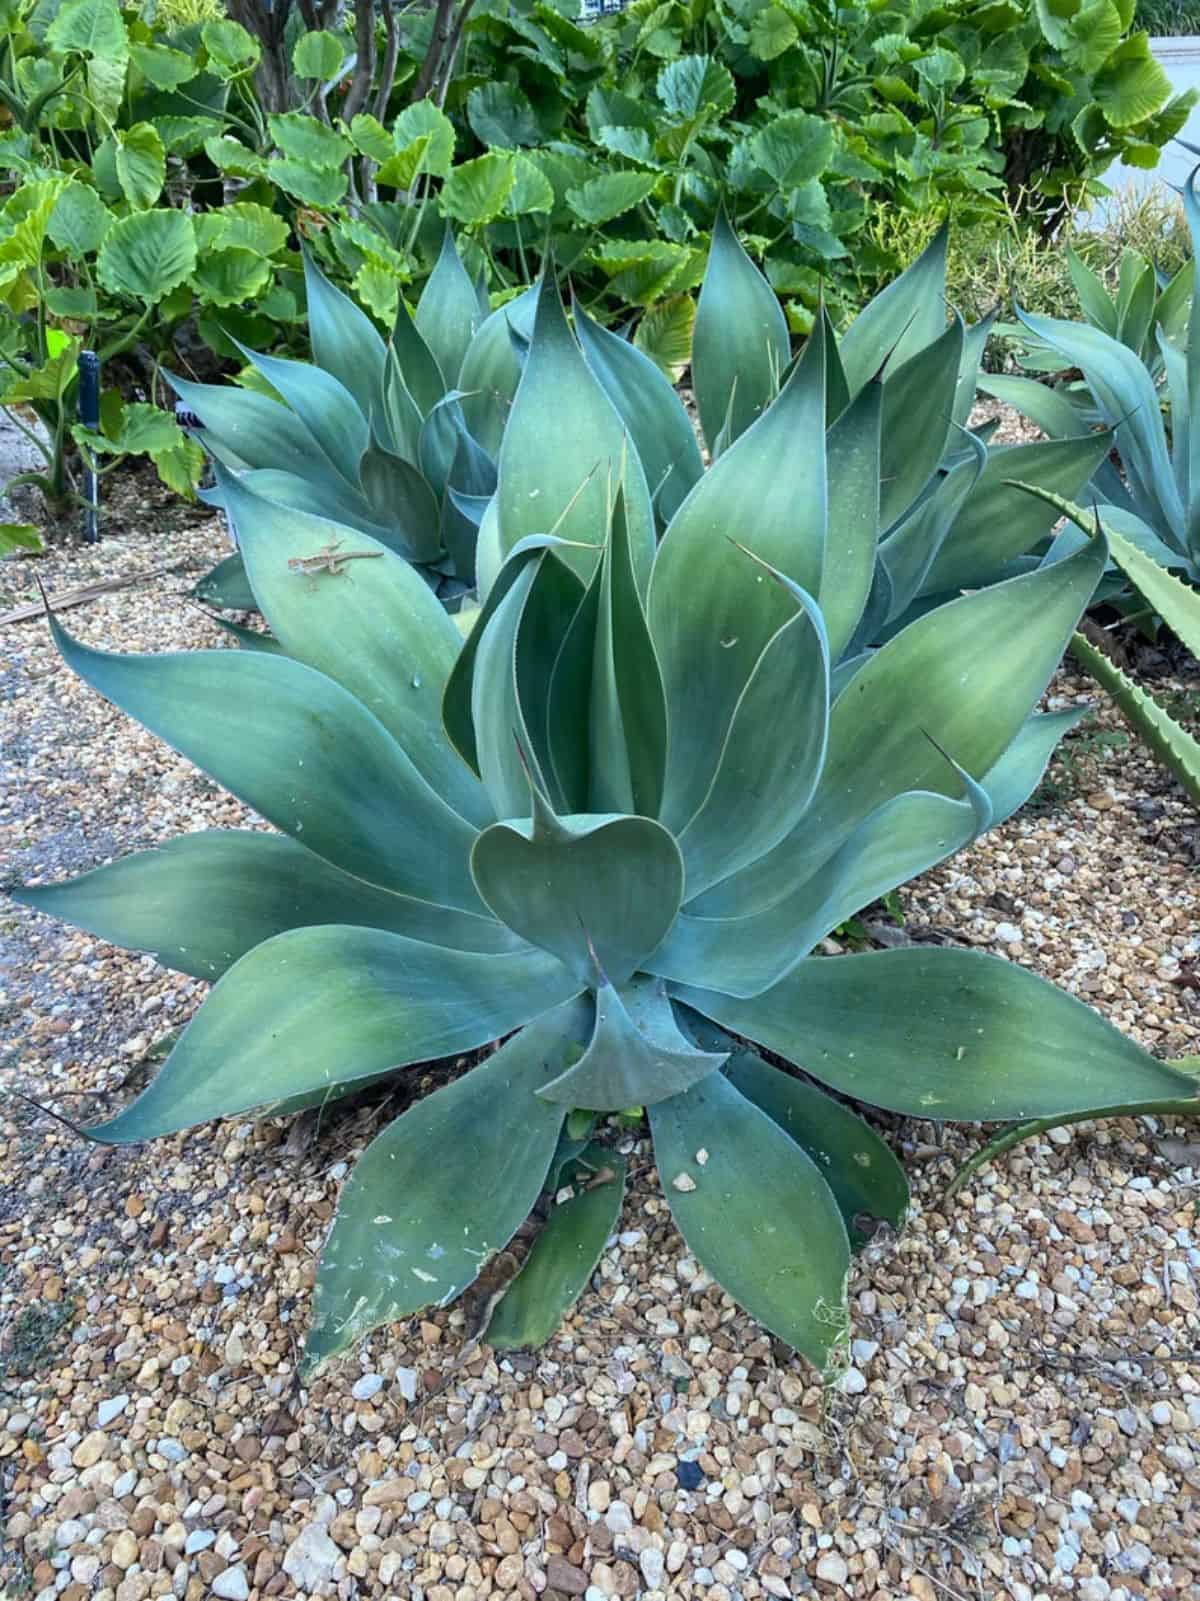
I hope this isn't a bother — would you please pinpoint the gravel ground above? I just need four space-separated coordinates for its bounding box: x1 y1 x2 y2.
2 496 1200 1601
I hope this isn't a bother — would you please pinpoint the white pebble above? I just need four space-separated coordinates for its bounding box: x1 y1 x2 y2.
351 1373 383 1402
212 1566 249 1601
815 1554 848 1585
97 1396 129 1427
839 1367 867 1395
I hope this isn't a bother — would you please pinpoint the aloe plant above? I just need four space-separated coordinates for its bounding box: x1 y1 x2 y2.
15 271 1199 1375
982 167 1200 582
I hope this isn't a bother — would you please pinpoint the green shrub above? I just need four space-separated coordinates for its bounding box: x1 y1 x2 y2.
17 233 1198 1370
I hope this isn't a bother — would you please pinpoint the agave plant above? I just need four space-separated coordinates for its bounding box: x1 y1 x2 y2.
980 167 1200 583
1023 489 1200 809
179 231 513 610
15 275 1198 1375
683 212 1111 636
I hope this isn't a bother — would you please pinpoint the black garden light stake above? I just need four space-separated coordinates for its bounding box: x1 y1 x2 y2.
77 349 100 545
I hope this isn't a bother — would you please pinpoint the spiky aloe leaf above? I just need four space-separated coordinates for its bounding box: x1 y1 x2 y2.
486 1144 627 1351
1070 632 1200 808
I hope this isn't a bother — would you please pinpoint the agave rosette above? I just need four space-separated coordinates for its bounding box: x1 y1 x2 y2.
981 166 1200 583
16 259 1197 1373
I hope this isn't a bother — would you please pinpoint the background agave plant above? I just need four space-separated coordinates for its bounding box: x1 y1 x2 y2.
980 166 1200 582
15 275 1198 1375
179 231 509 611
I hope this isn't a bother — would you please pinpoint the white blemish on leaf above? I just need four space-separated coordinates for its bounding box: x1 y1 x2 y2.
672 1172 697 1192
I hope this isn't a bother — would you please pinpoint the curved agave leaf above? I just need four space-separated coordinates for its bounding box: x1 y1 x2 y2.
691 206 790 453
88 927 582 1142
919 432 1113 594
649 325 826 833
837 225 947 398
13 832 520 980
391 293 447 418
232 340 370 491
217 467 411 551
1015 307 1185 547
677 947 1199 1121
878 440 984 628
303 249 387 426
217 472 491 828
486 1144 626 1351
304 1000 590 1373
879 315 963 531
471 796 684 987
653 788 980 997
50 614 482 911
822 379 882 661
572 298 702 527
695 537 1107 918
192 549 256 610
416 226 485 391
588 489 667 817
537 976 725 1109
469 559 558 816
649 1070 850 1369
458 283 539 456
676 570 829 897
721 1048 908 1248
976 372 1091 440
168 373 330 481
1183 168 1200 548
496 276 655 590
443 536 584 777
356 443 444 563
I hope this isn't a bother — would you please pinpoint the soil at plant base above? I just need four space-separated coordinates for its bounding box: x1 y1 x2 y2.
2 519 1200 1601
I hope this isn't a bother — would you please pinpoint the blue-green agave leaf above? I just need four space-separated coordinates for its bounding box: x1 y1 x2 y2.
471 796 684 987
538 976 725 1109
89 929 583 1142
677 947 1199 1121
219 471 490 827
487 1144 627 1350
13 832 520 981
49 613 482 911
305 997 591 1370
649 1070 850 1369
573 298 702 528
691 206 790 453
650 324 827 833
